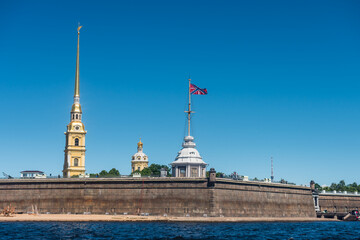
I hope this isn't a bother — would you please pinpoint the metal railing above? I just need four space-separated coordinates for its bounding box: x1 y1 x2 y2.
320 190 360 195
219 174 296 185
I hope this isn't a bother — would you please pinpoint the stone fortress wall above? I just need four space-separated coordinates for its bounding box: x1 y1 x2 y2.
318 192 360 213
0 177 316 218
214 179 316 217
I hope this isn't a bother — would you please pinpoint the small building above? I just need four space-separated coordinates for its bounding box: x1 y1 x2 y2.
160 168 167 177
131 139 149 173
20 170 46 179
171 136 207 177
133 172 141 178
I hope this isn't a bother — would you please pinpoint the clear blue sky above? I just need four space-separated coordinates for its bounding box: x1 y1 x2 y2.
1 0 360 185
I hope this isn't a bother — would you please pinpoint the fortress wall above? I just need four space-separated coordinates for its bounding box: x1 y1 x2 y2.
0 178 316 217
318 194 360 213
214 179 316 217
0 178 210 216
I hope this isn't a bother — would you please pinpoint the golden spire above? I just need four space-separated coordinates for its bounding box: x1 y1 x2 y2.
71 25 83 114
74 25 82 98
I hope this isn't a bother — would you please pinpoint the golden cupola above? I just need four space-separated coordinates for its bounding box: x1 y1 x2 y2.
137 138 143 150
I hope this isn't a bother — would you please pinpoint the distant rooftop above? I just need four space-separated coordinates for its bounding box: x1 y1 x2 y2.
20 170 44 174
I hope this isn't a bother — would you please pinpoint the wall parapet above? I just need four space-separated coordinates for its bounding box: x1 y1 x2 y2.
319 190 360 196
215 178 311 191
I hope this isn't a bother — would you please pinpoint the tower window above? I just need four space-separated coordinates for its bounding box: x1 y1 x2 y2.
75 138 79 146
76 114 78 119
74 158 79 166
138 167 140 171
72 114 74 120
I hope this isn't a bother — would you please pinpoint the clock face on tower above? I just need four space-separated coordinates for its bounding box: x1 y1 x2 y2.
74 126 80 131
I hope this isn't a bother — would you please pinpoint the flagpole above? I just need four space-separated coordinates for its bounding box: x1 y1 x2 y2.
188 77 191 136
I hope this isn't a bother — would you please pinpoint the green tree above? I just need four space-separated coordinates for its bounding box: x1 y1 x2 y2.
140 168 152 176
337 180 346 191
349 182 358 188
322 180 355 192
131 170 141 176
205 171 224 178
148 164 170 176
319 180 360 193
315 183 322 191
216 172 224 178
280 179 287 184
347 186 357 193
330 183 337 191
108 168 120 176
97 168 121 177
99 170 108 177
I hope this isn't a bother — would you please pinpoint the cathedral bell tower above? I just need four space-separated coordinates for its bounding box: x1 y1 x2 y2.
63 26 87 178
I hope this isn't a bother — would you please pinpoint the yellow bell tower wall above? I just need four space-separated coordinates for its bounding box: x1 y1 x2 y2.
63 122 86 177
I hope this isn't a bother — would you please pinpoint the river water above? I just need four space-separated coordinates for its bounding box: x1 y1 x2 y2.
0 221 359 239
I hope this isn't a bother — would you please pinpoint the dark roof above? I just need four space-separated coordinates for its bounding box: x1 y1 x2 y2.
20 170 44 173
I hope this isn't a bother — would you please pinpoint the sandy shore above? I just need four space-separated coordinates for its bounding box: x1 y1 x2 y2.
0 214 337 222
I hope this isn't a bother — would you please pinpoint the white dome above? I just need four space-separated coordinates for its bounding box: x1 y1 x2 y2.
132 140 148 161
132 152 148 161
172 136 206 165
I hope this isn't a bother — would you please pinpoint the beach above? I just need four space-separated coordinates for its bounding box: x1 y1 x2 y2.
0 214 337 222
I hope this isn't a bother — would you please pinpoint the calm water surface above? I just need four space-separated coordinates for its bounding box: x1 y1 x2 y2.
0 221 359 239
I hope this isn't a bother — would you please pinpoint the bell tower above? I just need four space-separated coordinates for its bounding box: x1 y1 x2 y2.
63 26 87 178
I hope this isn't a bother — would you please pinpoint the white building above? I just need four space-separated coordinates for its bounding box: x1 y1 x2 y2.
171 136 207 177
20 170 46 179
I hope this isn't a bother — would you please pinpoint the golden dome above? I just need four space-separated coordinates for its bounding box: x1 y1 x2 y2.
137 138 143 148
71 103 82 113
